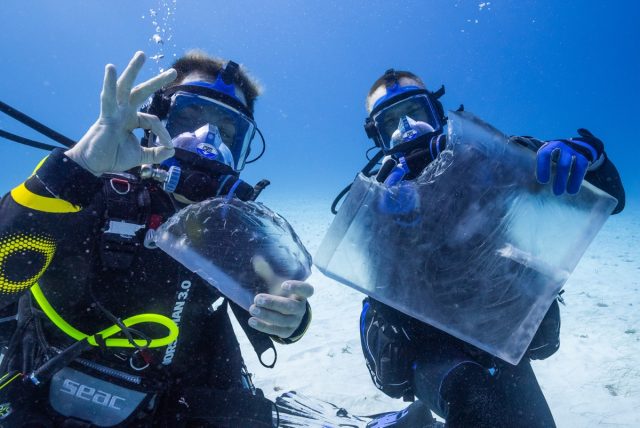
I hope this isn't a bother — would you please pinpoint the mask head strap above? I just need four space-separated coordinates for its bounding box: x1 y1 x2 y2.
384 68 399 90
144 60 252 120
364 67 448 146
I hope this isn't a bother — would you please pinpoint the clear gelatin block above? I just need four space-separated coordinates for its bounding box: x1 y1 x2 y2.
155 198 312 310
315 111 618 364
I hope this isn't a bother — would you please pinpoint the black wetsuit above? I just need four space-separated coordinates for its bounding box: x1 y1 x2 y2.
361 136 625 428
0 149 309 427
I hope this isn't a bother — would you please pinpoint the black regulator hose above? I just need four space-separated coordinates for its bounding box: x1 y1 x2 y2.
330 149 384 215
0 100 75 149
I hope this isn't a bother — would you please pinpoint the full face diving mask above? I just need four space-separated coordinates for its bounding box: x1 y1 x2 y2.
368 92 442 155
364 69 446 155
165 90 257 172
142 123 258 202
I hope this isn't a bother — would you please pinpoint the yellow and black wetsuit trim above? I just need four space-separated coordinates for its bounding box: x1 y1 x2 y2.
10 155 80 213
0 234 56 295
30 283 179 348
10 182 80 213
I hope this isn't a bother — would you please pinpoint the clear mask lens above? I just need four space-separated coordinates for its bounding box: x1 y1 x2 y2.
165 92 256 170
372 94 439 151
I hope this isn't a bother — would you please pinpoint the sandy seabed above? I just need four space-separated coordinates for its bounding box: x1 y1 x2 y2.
234 197 640 427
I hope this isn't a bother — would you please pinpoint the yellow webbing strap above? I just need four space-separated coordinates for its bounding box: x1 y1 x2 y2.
30 283 179 348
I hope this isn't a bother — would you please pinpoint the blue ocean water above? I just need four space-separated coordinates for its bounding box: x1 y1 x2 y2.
1 2 639 425
1 0 638 206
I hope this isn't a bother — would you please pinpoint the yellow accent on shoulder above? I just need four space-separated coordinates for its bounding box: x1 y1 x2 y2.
31 156 49 176
10 182 79 213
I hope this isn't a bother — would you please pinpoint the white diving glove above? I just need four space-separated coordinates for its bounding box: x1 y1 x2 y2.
249 255 314 339
65 51 178 176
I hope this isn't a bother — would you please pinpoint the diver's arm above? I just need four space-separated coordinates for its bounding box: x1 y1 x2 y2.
0 149 103 309
584 156 625 214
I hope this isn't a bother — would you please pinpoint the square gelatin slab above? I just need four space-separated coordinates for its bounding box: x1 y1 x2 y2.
315 111 617 364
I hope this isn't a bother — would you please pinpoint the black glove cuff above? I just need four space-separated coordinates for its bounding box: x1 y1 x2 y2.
589 151 606 170
34 148 103 207
576 128 605 155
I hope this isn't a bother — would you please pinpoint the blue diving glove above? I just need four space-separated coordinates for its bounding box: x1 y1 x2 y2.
536 128 604 195
377 157 419 216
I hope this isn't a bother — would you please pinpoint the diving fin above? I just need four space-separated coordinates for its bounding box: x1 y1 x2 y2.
276 391 442 428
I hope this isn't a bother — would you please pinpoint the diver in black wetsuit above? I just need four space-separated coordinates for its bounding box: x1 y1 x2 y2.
0 51 313 427
356 69 625 428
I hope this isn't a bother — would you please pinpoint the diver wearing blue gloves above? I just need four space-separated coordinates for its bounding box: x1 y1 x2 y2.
536 128 608 196
0 51 313 426
358 69 625 428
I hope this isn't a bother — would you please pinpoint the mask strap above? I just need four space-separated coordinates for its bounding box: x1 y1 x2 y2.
383 68 399 89
245 128 266 164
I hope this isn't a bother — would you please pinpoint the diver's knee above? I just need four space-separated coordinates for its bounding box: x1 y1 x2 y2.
441 363 502 427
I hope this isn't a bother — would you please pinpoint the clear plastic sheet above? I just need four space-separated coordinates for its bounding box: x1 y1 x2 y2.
154 198 312 310
315 111 618 364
